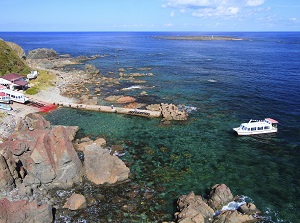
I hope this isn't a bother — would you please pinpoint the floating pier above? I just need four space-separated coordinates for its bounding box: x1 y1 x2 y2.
52 102 162 118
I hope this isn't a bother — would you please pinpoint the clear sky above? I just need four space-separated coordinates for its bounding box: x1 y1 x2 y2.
0 0 299 32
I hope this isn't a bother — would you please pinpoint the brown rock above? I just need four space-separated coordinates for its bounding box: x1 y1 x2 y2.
94 137 106 147
214 210 259 223
207 184 234 211
0 198 53 223
3 114 83 189
84 144 130 185
175 192 214 223
74 137 106 152
63 193 87 210
238 202 262 216
116 96 136 104
104 95 121 102
146 103 188 120
0 155 15 192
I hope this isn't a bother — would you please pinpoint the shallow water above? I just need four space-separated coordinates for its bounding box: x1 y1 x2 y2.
1 32 299 222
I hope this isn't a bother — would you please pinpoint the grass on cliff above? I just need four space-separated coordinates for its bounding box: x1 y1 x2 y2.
0 39 31 76
26 70 56 95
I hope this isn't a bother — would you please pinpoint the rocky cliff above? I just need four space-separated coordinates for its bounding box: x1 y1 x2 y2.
0 39 31 76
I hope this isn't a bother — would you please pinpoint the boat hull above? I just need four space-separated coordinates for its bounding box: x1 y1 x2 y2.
233 127 277 136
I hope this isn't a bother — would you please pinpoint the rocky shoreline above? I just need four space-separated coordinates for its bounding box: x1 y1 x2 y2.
1 46 264 222
154 36 245 41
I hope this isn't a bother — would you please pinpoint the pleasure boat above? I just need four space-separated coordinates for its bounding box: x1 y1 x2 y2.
233 118 278 135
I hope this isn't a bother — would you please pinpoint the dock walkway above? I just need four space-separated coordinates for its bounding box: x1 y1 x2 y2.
53 102 162 118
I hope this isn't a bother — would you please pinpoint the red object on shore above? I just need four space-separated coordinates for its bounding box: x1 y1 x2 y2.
39 104 58 112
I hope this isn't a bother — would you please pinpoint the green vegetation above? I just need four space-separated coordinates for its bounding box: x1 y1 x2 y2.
26 87 39 95
0 39 31 76
26 70 56 95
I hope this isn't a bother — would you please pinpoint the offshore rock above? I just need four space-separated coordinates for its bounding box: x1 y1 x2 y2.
214 210 258 223
27 48 58 59
174 184 262 223
84 144 130 185
116 96 136 104
207 184 233 211
146 103 188 121
238 202 262 216
175 192 214 223
104 95 136 104
0 198 53 223
63 193 87 210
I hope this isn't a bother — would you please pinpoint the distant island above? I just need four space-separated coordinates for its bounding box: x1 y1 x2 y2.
154 35 246 41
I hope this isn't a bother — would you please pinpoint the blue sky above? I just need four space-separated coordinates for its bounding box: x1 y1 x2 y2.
0 0 299 31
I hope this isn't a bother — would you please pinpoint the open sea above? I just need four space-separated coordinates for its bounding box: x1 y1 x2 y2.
1 32 299 222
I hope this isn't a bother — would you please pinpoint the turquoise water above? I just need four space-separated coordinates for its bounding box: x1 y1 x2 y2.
1 32 299 222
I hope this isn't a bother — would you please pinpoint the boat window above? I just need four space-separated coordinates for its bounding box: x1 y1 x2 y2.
257 127 263 130
251 127 256 131
247 128 250 131
264 126 270 130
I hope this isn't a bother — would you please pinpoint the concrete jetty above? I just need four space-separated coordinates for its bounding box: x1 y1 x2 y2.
53 102 162 118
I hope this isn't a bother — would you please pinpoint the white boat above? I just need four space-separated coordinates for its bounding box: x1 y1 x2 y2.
233 118 278 135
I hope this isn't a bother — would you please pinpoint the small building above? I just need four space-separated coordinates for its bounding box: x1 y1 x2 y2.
0 73 28 90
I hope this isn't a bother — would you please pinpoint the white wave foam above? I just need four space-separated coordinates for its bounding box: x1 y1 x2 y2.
208 79 217 83
121 85 154 91
178 105 197 113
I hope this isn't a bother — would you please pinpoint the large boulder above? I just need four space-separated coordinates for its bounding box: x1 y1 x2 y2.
1 114 83 190
207 184 234 211
23 125 83 189
174 184 263 223
213 210 258 223
0 198 53 223
175 192 214 223
63 193 87 210
146 103 188 121
84 144 130 185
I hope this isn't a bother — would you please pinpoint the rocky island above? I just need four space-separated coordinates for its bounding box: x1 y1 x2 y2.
154 36 245 41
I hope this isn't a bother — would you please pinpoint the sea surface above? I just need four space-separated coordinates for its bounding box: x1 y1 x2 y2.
1 32 300 222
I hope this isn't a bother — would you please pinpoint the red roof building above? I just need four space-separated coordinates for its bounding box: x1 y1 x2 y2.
0 73 28 90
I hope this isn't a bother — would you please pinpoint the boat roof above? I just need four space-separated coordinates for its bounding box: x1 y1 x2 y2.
265 118 278 123
242 121 268 127
241 118 278 127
